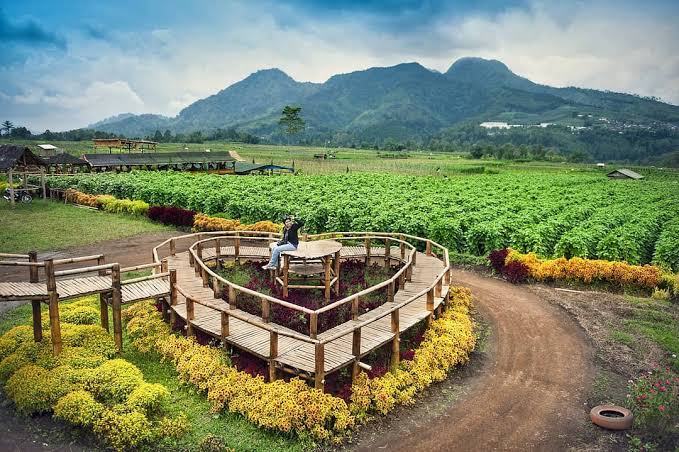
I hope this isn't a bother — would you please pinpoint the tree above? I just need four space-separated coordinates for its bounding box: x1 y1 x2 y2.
279 106 305 142
470 145 484 159
153 130 163 143
10 127 31 139
2 120 14 136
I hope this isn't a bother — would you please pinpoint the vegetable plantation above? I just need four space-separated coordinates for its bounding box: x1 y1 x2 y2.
48 170 679 270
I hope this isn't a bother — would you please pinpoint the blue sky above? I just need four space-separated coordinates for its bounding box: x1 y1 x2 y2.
1 0 678 131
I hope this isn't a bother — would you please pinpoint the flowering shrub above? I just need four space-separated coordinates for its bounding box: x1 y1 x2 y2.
627 367 679 433
100 197 149 216
0 297 187 450
488 248 509 274
192 213 281 233
65 189 99 207
349 286 475 421
502 260 530 284
489 248 666 290
147 205 196 227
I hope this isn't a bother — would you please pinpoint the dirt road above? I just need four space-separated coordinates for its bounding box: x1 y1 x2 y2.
352 268 595 451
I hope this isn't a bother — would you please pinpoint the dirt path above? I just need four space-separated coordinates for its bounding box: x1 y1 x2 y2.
351 269 596 452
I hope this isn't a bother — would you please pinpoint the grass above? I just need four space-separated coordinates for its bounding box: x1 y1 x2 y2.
610 329 635 347
0 297 308 451
0 199 173 253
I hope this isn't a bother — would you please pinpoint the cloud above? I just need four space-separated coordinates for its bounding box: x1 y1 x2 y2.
0 8 66 49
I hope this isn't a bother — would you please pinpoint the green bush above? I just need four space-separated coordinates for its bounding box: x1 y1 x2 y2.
61 306 100 325
5 365 75 414
85 359 144 403
54 390 104 427
93 408 154 451
125 382 169 414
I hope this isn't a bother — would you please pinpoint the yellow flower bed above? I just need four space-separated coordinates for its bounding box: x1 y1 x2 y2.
64 189 149 215
192 213 281 233
506 248 664 289
349 286 475 421
0 296 188 451
122 285 476 440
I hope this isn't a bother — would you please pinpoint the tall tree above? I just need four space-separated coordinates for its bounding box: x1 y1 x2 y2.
279 106 305 143
2 120 14 136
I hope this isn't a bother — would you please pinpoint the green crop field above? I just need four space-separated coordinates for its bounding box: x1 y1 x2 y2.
47 168 679 271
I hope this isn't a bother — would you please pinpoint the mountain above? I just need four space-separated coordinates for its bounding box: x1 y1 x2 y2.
89 57 679 160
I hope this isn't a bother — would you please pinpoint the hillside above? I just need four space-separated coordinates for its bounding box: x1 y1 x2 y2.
89 57 679 161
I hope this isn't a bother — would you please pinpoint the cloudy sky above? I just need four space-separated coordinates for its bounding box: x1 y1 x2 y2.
2 0 678 132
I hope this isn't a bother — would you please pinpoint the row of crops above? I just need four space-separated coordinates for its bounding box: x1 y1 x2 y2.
48 171 679 270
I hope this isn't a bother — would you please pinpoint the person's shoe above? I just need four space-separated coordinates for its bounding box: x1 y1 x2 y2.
262 264 275 270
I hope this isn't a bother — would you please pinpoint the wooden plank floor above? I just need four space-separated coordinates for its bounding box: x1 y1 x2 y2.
167 246 446 375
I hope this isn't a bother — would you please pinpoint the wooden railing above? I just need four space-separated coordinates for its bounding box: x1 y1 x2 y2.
154 231 451 388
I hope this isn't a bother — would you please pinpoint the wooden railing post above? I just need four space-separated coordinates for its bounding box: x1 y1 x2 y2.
212 277 221 299
426 240 432 256
399 234 406 261
100 293 109 332
314 343 325 391
234 233 240 262
282 254 290 298
40 167 46 199
352 327 361 382
364 236 371 265
426 287 435 326
323 255 332 302
398 272 405 290
111 264 123 353
201 263 209 287
186 297 195 337
169 238 176 256
215 238 222 270
221 311 229 342
384 238 391 268
195 244 203 276
28 251 42 342
262 298 270 323
387 280 395 303
269 332 278 382
435 277 442 298
444 268 451 285
309 312 318 339
45 259 61 355
333 251 341 296
228 285 237 310
97 255 106 276
169 269 177 326
8 169 14 209
351 296 359 320
406 262 413 282
390 309 400 370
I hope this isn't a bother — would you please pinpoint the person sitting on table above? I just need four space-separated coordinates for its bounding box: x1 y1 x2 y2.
262 215 304 270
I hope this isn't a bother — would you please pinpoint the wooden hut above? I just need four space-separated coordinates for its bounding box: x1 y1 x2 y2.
607 168 644 180
44 153 89 174
0 144 48 207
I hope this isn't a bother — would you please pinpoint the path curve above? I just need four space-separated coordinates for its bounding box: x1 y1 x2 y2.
356 268 595 451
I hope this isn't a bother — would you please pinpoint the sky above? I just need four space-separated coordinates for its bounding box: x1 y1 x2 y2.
1 0 678 132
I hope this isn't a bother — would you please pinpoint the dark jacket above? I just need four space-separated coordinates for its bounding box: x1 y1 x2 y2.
280 219 304 247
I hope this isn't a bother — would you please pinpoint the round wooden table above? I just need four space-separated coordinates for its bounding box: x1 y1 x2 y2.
270 240 342 301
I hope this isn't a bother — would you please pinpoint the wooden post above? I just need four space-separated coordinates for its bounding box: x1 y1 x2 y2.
221 311 229 340
384 238 391 268
387 280 395 303
8 169 15 209
28 251 42 342
398 272 405 290
195 244 203 276
212 277 221 299
170 238 176 256
45 259 61 355
186 297 195 337
97 255 107 276
352 327 361 382
262 298 270 323
282 254 289 298
364 236 371 265
161 260 168 273
99 294 109 332
426 240 432 256
399 234 406 261
412 249 417 266
323 255 331 302
234 234 240 262
314 343 325 391
228 285 237 309
444 268 451 285
351 296 359 320
309 312 318 339
303 233 308 242
269 331 278 382
333 251 341 296
40 167 46 200
111 264 123 353
391 309 400 370
201 264 209 287
435 277 442 298
426 287 434 326
215 238 222 270
406 263 413 282
169 269 177 325
188 251 194 268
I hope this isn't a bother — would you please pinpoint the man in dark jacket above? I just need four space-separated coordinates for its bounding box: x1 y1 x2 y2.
262 215 304 270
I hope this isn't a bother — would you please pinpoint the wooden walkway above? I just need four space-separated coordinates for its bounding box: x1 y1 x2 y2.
165 244 447 380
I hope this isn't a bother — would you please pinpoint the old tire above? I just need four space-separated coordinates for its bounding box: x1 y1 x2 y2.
590 405 633 430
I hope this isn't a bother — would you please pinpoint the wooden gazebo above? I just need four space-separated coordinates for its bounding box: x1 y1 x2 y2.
0 144 48 207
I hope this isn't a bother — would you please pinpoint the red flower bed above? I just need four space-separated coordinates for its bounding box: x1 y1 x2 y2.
147 205 196 227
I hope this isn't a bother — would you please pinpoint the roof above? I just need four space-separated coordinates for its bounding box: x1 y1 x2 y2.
37 144 58 150
0 145 47 171
81 151 237 168
607 168 644 179
45 153 88 166
234 162 294 174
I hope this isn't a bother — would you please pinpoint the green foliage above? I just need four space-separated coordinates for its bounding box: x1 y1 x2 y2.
85 359 145 403
5 365 75 414
279 105 306 136
93 408 154 451
54 390 105 427
125 382 170 414
61 306 100 325
48 170 679 270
